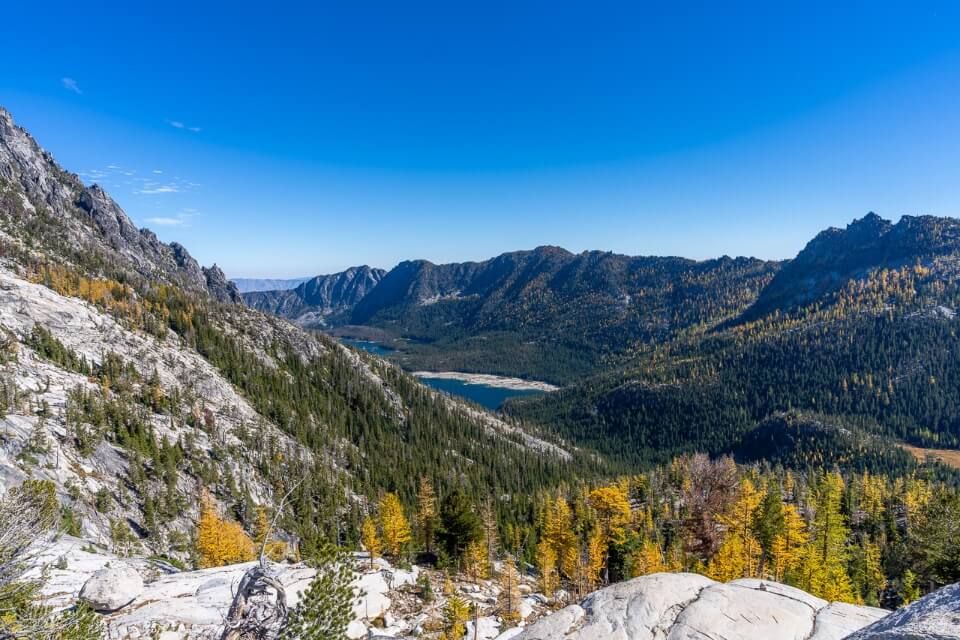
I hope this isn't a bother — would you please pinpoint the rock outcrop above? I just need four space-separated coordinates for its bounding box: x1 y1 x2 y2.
0 106 237 301
845 582 960 640
32 535 960 640
516 573 888 640
78 563 144 612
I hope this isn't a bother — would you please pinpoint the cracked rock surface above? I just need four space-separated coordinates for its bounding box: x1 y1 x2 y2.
515 573 888 640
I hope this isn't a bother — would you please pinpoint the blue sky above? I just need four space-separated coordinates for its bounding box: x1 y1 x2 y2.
3 1 960 277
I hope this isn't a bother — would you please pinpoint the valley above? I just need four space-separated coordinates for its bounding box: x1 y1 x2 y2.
0 103 958 640
6 4 960 639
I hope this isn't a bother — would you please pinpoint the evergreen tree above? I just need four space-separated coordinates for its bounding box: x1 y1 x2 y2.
280 542 355 640
439 489 482 561
798 473 855 602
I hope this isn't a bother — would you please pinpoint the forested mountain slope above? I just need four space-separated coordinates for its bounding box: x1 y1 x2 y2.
0 106 586 560
250 246 778 384
509 213 960 471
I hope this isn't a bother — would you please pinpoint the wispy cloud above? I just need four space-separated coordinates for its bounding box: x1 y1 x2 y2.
144 208 198 227
144 216 185 226
166 119 202 133
61 77 82 94
136 185 180 194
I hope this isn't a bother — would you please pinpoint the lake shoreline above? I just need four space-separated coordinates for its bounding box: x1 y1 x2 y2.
411 371 560 392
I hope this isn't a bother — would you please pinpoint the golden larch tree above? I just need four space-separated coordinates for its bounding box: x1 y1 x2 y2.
416 476 438 553
360 516 381 568
379 492 411 558
195 491 255 568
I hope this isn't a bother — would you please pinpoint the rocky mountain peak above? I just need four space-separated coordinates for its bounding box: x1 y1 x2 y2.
0 106 237 303
203 263 242 303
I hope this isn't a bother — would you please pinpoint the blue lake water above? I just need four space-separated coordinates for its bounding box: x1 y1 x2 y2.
340 338 394 356
415 377 545 411
339 338 545 410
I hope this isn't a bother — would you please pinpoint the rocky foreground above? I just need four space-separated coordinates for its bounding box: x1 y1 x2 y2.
30 536 959 640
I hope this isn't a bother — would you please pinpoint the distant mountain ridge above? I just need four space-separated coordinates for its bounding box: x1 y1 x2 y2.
246 246 778 382
243 266 385 326
508 212 960 468
231 277 310 293
742 212 960 320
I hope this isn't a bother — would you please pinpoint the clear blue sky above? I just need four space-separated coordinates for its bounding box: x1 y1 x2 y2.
3 1 960 277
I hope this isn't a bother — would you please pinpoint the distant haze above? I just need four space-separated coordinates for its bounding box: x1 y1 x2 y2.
231 277 309 293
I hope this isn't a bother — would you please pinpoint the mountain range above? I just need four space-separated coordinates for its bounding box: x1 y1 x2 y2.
245 248 778 383
245 210 960 471
0 106 581 560
3 98 959 555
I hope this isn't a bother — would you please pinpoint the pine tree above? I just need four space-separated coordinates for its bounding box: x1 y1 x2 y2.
379 493 411 559
798 473 855 602
280 542 355 640
439 489 482 561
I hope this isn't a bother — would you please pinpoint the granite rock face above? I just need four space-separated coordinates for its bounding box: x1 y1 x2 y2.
0 106 235 301
844 582 960 640
515 573 889 640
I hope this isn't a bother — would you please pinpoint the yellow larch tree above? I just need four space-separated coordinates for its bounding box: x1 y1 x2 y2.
797 473 856 603
442 593 471 640
416 476 438 553
379 492 411 559
360 516 381 568
499 555 523 624
195 491 255 568
706 477 764 581
586 524 607 588
630 538 669 577
543 495 578 579
535 538 558 596
252 506 287 561
587 484 632 584
463 538 489 582
770 502 808 582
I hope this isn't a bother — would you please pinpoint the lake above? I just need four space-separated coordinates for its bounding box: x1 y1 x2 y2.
340 338 394 357
414 376 545 411
339 338 548 410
